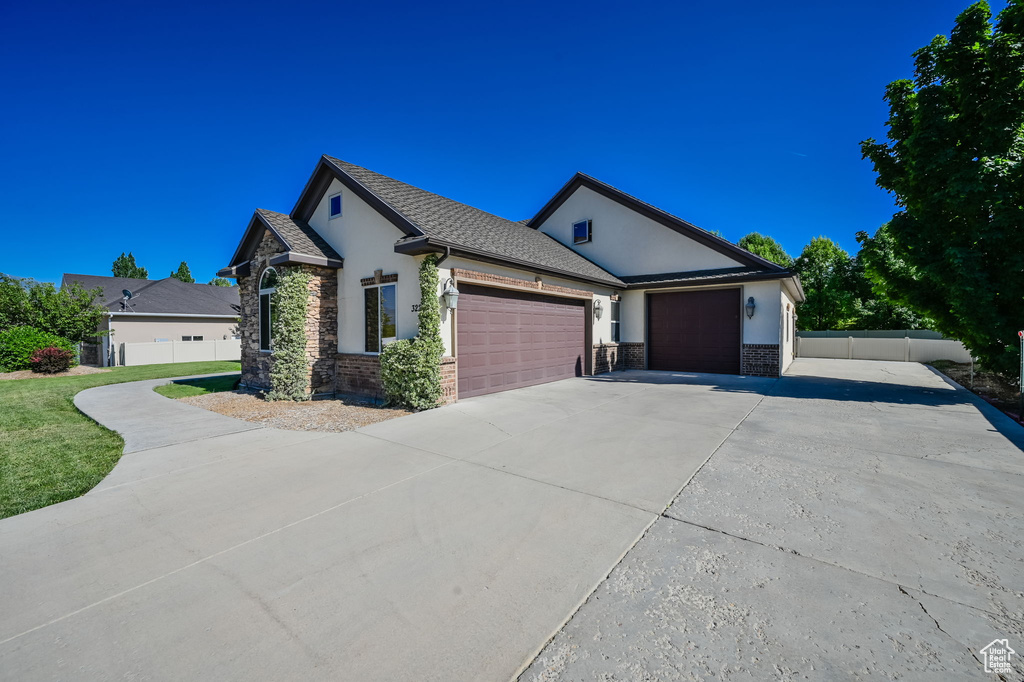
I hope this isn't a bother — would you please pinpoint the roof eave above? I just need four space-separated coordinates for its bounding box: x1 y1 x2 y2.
624 269 796 290
268 252 344 269
394 236 624 289
217 261 251 279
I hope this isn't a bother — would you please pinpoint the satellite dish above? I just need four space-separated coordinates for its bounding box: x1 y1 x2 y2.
122 289 133 300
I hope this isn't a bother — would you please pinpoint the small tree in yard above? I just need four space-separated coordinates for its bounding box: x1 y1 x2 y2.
738 232 794 267
860 0 1024 375
266 269 312 401
0 274 106 344
380 255 444 410
793 237 859 330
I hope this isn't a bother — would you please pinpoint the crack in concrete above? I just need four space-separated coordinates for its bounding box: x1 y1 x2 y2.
896 584 998 680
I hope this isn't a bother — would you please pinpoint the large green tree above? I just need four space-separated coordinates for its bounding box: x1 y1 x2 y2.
0 274 107 343
170 261 195 283
738 232 794 267
111 252 148 279
860 0 1024 374
208 277 233 287
793 237 859 330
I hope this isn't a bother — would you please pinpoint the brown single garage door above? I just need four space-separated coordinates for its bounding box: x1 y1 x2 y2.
457 284 585 398
647 288 741 374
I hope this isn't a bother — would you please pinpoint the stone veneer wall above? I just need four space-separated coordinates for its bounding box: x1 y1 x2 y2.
238 230 286 390
619 342 645 370
741 343 780 378
238 229 338 394
440 356 457 404
304 266 338 394
335 353 383 398
592 343 624 374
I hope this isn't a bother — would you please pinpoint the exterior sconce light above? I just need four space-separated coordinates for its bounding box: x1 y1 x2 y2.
745 296 756 319
441 278 460 311
593 299 604 321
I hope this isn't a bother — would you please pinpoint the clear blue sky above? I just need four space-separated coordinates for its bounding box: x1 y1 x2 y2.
0 0 1003 285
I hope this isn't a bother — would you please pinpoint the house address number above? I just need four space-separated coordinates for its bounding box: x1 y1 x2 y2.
411 304 420 312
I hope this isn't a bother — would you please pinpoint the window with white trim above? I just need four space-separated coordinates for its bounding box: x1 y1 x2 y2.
329 192 342 219
610 299 621 343
364 283 397 353
181 335 204 341
573 219 592 244
259 267 278 351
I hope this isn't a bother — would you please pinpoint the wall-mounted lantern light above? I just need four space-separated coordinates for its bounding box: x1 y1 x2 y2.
442 278 460 311
745 296 756 319
593 299 604 321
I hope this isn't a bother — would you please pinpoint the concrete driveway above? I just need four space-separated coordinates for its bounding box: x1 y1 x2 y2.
1 360 1021 681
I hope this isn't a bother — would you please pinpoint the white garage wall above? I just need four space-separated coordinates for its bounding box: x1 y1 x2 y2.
780 285 797 373
740 281 782 345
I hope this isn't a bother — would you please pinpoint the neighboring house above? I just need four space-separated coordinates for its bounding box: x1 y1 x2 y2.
218 156 804 401
61 274 241 366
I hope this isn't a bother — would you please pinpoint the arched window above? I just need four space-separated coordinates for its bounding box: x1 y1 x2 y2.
259 267 278 351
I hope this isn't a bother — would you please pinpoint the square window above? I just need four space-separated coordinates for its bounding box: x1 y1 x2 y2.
573 219 591 244
329 193 342 218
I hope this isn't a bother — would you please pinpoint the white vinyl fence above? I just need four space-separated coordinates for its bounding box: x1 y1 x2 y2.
118 339 241 366
796 336 972 363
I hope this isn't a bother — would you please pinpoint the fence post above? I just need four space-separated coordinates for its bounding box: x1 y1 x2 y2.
904 337 911 362
848 336 853 360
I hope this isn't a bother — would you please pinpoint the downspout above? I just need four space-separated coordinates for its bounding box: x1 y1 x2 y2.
434 244 451 266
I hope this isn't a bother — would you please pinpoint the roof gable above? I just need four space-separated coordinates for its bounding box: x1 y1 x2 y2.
221 209 343 276
527 173 784 271
291 156 624 288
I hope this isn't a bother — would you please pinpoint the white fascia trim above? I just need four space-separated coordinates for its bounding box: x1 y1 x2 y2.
107 312 240 318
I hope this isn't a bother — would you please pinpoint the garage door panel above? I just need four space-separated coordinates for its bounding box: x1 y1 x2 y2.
648 289 740 374
457 285 586 399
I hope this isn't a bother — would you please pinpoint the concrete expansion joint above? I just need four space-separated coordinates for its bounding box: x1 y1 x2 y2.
896 584 989 674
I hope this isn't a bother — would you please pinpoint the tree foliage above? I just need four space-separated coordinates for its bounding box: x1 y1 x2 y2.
738 232 794 267
0 274 107 343
266 269 312 401
170 262 195 283
380 255 445 410
208 277 233 287
860 0 1024 374
111 252 148 279
793 237 859 331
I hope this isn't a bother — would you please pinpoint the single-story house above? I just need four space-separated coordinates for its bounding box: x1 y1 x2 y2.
218 156 804 401
62 274 241 366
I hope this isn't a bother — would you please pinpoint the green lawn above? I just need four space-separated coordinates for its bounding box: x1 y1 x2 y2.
154 374 241 399
0 361 241 519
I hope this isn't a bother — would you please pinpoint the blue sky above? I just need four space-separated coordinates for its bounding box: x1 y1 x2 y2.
0 0 1003 285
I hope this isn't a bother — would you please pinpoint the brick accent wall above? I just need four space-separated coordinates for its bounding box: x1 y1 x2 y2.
592 343 625 374
619 342 645 370
741 343 780 377
239 230 286 390
450 268 593 299
335 353 382 398
440 356 457 404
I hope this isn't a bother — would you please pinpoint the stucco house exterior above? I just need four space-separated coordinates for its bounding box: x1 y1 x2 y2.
218 156 804 402
62 274 240 366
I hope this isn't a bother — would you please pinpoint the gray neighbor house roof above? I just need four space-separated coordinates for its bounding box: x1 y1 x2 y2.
61 274 240 316
224 155 798 291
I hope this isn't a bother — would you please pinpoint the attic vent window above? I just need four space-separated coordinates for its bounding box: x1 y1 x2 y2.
329 193 342 219
573 219 592 245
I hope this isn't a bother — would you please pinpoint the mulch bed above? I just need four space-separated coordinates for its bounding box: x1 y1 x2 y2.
0 365 111 381
931 361 1023 425
179 390 412 432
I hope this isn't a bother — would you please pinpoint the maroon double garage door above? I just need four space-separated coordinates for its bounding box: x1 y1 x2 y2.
457 284 585 399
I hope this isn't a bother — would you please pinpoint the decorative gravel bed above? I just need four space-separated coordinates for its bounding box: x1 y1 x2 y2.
178 390 412 432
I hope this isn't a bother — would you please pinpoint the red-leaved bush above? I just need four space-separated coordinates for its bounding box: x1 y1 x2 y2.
30 346 75 374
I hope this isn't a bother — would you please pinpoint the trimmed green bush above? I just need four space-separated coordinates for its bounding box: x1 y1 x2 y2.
380 255 445 410
266 269 312 401
30 347 76 374
0 326 77 372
